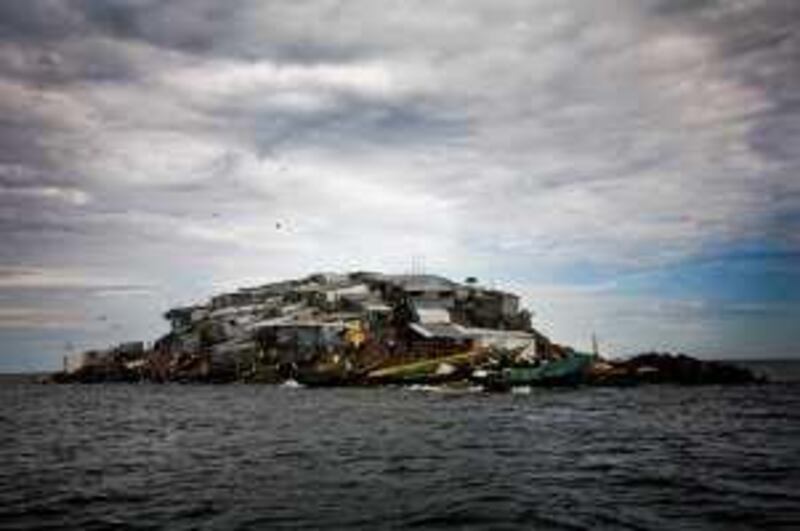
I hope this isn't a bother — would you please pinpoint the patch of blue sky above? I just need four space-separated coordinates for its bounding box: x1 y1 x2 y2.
612 240 800 303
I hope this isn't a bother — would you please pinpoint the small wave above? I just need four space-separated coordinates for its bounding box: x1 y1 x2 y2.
404 384 482 394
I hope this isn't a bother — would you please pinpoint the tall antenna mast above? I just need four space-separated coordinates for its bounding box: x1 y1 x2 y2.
410 254 426 276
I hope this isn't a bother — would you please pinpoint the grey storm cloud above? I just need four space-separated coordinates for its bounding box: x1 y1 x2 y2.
1 0 797 253
1 0 799 368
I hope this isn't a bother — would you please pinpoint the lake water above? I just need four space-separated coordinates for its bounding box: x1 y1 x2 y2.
2 363 799 530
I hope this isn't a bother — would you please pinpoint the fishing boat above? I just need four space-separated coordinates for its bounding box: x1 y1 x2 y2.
482 352 593 391
365 350 482 385
293 349 482 387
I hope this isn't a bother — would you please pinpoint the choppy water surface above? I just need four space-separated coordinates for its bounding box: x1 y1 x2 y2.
2 373 799 530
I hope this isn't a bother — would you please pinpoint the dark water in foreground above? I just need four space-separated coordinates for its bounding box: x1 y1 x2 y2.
2 373 799 529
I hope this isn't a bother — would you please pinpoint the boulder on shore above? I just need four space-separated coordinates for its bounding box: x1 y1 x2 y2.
621 352 764 385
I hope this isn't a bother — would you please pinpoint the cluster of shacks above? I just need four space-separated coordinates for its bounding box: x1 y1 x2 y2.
60 272 563 384
56 271 763 387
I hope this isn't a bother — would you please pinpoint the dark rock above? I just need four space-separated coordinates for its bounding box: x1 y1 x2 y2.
624 352 764 385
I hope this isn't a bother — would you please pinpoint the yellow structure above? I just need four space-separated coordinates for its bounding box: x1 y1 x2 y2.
344 320 366 348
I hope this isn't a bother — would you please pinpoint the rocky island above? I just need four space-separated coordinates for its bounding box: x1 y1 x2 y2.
50 272 761 388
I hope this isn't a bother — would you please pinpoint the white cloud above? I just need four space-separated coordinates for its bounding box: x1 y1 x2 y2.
0 185 91 205
0 266 146 290
0 307 85 329
161 59 405 100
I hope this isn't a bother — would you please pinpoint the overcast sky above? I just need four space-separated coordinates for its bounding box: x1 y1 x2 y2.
1 0 799 370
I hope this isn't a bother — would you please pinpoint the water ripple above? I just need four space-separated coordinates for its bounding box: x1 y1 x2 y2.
1 381 799 530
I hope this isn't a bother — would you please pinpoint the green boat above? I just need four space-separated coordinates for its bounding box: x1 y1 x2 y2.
483 353 593 391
